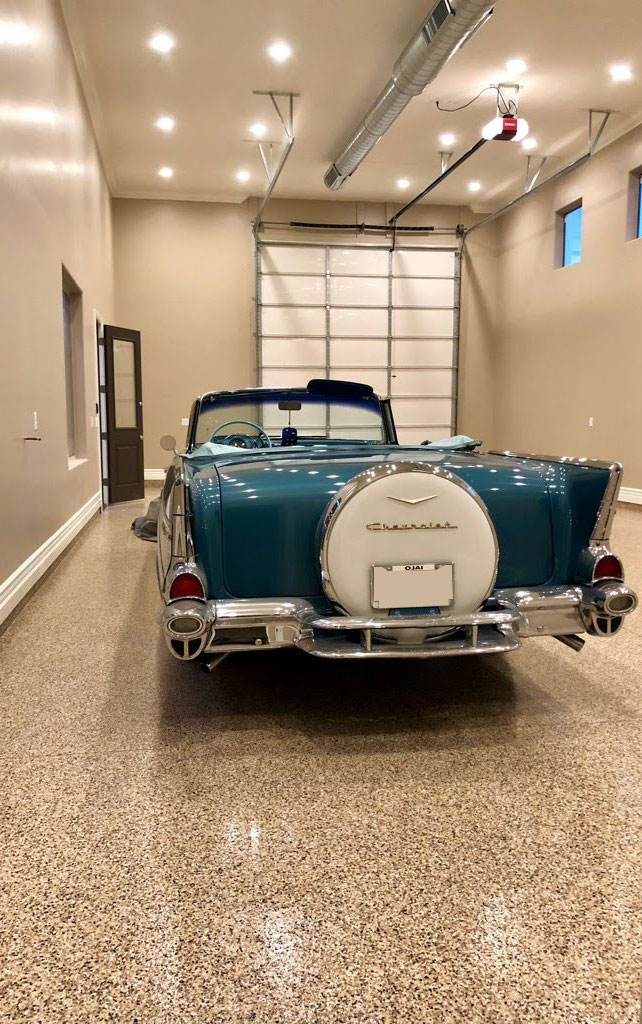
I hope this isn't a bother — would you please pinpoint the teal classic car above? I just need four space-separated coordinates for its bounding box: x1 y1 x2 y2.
156 379 637 669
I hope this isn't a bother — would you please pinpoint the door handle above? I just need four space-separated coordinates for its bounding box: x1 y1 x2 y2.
139 435 144 440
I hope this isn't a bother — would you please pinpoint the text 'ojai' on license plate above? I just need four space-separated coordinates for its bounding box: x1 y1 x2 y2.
371 562 453 610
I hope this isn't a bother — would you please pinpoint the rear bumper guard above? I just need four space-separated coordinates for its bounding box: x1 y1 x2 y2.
299 608 520 659
161 581 637 660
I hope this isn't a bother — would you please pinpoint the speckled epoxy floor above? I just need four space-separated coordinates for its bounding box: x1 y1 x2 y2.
1 496 642 1023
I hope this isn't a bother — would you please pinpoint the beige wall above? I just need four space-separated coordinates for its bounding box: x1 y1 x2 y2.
484 123 642 487
0 0 113 587
458 220 500 442
112 199 254 464
112 196 484 469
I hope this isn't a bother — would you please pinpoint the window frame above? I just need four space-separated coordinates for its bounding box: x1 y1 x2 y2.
62 289 76 458
625 167 642 241
557 202 583 268
61 266 86 464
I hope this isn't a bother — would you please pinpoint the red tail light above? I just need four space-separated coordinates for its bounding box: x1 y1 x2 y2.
594 554 623 581
169 572 204 600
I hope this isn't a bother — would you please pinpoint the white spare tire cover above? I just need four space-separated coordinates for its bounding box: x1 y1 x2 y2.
320 462 498 639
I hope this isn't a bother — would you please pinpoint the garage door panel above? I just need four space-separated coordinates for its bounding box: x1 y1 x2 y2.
261 367 326 389
393 249 455 276
329 367 389 393
261 246 325 274
392 338 454 367
330 338 388 367
329 276 388 307
396 426 452 444
391 369 454 397
393 276 455 307
262 307 326 336
262 337 326 367
329 248 388 276
393 308 454 337
329 404 385 430
330 308 388 337
261 275 325 306
392 397 453 426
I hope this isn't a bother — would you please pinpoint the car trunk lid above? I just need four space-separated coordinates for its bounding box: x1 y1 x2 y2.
193 447 554 599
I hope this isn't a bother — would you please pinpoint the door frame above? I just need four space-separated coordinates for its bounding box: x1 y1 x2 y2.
103 324 144 504
94 310 108 507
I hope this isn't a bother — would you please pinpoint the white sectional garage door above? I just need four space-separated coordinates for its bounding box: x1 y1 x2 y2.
257 242 459 444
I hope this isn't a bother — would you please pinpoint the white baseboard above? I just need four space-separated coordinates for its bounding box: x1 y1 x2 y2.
0 491 101 626
145 469 166 482
619 486 642 505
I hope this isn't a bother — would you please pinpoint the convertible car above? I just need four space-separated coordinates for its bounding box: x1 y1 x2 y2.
156 379 637 669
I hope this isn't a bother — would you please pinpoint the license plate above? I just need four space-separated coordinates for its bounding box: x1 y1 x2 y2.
371 562 454 610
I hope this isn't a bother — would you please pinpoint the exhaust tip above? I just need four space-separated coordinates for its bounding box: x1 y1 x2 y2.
605 593 637 615
167 614 203 637
556 634 585 652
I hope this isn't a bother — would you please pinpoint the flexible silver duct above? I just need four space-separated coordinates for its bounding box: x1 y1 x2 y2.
324 0 495 190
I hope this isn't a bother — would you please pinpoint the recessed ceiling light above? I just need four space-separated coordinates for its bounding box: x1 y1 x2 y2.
439 132 456 146
468 181 481 192
155 115 175 133
0 19 38 46
158 166 174 179
236 169 250 182
267 40 291 63
522 137 537 150
506 58 527 75
148 32 175 54
250 122 267 138
610 63 632 81
396 178 410 189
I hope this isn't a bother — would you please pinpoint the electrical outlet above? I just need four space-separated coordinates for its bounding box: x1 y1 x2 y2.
181 418 189 427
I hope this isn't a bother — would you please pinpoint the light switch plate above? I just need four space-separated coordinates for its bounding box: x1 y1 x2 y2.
181 418 189 427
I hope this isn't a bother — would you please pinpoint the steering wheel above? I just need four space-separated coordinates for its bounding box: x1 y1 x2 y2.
210 420 272 449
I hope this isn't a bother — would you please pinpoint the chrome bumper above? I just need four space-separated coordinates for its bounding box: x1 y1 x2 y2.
161 580 637 661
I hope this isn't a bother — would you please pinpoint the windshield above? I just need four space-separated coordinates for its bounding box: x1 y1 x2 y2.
194 390 387 447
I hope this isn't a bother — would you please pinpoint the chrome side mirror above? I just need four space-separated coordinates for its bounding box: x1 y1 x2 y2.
160 434 177 453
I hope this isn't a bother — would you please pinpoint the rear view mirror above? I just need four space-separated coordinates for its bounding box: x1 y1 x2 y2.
160 434 177 452
278 400 302 411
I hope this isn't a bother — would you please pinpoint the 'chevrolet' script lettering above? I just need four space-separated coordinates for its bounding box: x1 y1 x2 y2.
366 522 458 531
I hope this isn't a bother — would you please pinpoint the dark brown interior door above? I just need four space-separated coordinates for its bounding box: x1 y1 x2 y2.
104 325 144 503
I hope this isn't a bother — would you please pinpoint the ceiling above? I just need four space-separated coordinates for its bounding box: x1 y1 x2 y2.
61 0 642 210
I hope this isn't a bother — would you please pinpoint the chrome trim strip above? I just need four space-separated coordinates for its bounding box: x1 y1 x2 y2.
160 465 207 603
318 460 499 613
308 608 517 631
487 450 622 545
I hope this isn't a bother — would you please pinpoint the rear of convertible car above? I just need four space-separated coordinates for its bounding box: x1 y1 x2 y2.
157 448 638 662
